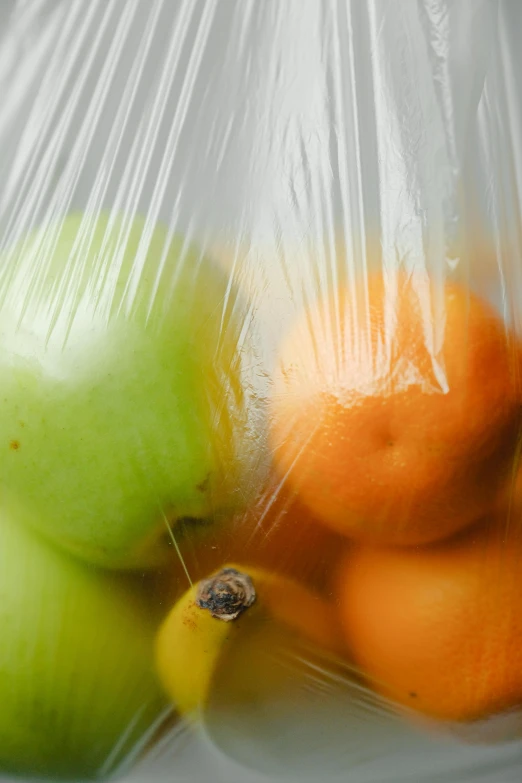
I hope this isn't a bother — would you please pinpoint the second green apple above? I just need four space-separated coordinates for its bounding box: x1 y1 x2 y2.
0 213 262 569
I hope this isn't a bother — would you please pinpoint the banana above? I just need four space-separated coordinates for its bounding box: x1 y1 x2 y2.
155 563 341 716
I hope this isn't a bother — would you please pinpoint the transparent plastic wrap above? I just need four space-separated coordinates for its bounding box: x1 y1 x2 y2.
1 1 522 782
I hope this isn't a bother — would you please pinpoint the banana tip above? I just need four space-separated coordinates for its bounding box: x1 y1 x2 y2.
196 567 256 622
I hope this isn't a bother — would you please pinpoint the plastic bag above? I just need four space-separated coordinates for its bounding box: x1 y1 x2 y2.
1 1 522 781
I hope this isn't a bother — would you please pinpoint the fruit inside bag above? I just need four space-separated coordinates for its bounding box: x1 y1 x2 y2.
1 1 522 782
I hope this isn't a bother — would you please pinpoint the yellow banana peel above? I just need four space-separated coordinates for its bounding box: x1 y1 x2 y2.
155 563 340 717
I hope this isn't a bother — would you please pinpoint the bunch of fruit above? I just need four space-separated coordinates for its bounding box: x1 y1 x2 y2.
1 213 522 781
0 212 266 780
269 269 522 725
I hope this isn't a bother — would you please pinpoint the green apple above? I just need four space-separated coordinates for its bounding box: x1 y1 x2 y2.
0 213 262 568
0 507 169 780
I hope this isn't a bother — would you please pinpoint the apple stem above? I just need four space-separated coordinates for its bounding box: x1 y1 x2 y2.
196 568 256 622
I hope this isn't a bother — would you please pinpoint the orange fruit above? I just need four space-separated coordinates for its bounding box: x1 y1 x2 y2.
336 523 522 723
270 271 522 546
